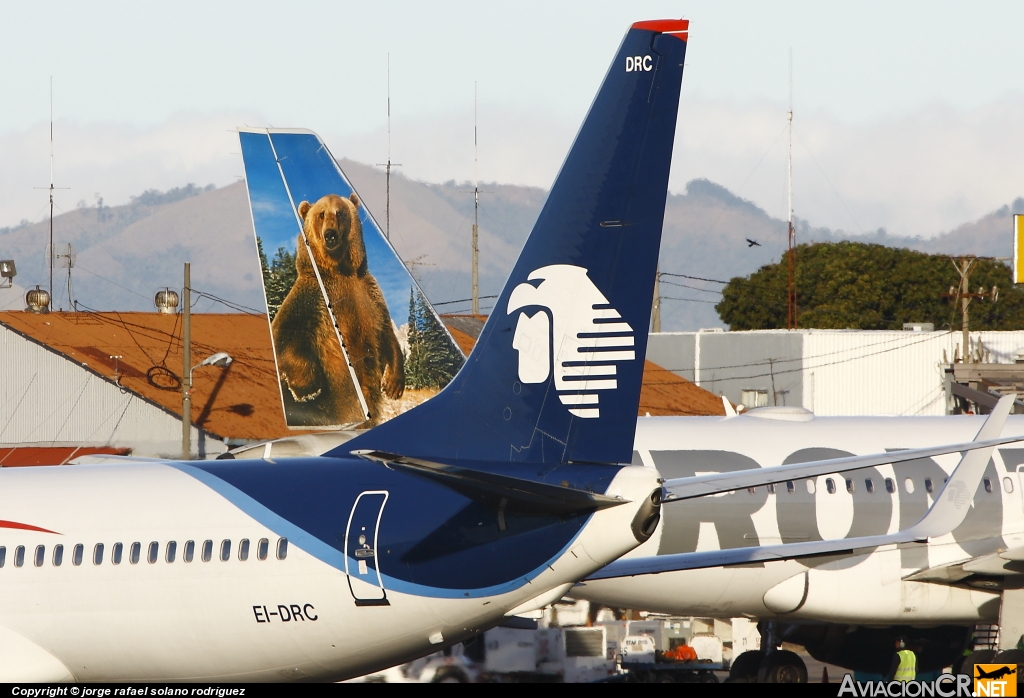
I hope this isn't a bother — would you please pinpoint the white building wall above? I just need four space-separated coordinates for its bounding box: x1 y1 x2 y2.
803 330 1024 416
653 329 1024 417
0 325 221 458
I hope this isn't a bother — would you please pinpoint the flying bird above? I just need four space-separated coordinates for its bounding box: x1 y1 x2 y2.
746 238 761 247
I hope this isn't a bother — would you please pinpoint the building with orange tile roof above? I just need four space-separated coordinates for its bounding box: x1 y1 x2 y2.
0 309 725 463
0 310 294 458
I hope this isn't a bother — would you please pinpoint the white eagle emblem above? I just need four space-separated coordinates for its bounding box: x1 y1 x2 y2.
507 264 635 419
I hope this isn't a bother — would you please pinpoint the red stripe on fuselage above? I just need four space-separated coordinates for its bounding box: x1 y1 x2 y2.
0 520 59 534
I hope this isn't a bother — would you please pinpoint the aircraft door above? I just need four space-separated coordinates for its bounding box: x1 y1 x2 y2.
345 491 389 606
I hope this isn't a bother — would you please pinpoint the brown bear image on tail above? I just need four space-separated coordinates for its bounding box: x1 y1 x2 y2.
271 192 404 427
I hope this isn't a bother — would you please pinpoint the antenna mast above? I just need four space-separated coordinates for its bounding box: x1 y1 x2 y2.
472 81 480 316
786 50 797 330
49 77 54 310
377 54 401 240
34 77 68 311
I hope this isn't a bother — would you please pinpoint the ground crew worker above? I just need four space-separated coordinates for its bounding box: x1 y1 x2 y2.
887 636 917 681
664 638 697 662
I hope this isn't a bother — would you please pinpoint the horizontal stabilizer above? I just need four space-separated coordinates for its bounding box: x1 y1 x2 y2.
587 395 1015 580
352 450 627 516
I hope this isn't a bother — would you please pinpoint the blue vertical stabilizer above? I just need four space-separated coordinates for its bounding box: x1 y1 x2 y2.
339 20 689 465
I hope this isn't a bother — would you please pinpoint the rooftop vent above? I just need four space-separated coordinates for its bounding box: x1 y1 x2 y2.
25 286 50 314
155 288 180 314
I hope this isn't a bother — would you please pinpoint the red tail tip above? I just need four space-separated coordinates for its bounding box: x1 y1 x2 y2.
631 19 689 37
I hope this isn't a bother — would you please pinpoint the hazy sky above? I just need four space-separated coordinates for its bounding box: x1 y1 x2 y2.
2 1 1024 238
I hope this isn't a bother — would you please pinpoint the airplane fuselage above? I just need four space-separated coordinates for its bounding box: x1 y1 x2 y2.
0 458 656 681
574 411 1024 624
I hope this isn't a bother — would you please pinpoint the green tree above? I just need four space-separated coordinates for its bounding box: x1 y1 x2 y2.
405 286 464 389
257 236 297 321
716 241 1024 331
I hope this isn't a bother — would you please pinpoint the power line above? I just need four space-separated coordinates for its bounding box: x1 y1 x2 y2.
190 289 265 316
661 296 719 304
659 279 722 294
434 294 498 307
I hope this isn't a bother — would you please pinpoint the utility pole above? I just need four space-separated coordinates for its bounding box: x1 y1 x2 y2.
181 262 192 460
651 270 662 332
472 81 480 316
376 55 401 240
946 257 998 363
786 50 797 330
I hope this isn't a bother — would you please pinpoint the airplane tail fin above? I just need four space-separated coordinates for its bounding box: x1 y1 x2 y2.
239 129 465 429
343 20 689 465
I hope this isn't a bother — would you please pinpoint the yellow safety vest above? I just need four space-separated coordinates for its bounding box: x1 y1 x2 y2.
895 650 917 681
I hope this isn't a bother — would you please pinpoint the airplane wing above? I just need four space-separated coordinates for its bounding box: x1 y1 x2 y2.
586 395 1015 580
661 405 1023 502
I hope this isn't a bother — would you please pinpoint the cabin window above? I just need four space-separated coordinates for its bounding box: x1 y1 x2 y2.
865 479 875 494
806 479 815 494
93 543 104 566
747 487 757 494
147 542 158 564
846 479 855 494
277 538 288 560
904 478 915 494
202 540 213 563
925 478 934 494
885 478 896 494
238 539 250 562
112 543 122 565
166 541 177 564
0 546 5 567
767 483 776 494
130 542 141 565
53 544 63 567
34 545 45 567
257 538 269 561
785 481 795 494
220 540 231 562
72 544 83 566
1005 477 1015 494
184 540 195 563
984 478 994 493
14 546 24 568
826 478 836 494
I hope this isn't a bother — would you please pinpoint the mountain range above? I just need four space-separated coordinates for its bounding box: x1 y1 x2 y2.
1 161 1020 331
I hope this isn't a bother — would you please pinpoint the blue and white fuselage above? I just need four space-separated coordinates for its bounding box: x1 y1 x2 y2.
0 458 656 680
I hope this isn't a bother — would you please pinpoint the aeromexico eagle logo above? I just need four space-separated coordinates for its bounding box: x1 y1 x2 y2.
507 264 635 419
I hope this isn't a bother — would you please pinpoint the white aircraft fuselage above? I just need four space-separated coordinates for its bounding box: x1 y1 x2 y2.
0 460 656 681
575 409 1024 625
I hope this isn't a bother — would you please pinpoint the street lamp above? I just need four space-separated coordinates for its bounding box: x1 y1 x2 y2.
182 351 232 460
190 351 232 383
0 259 15 289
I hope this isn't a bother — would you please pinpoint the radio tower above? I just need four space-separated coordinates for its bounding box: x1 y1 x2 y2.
472 82 480 316
377 55 401 240
35 78 68 311
786 50 797 330
48 79 55 309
